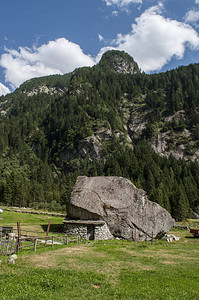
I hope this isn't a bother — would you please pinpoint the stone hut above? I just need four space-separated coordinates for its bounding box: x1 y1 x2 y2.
63 219 114 240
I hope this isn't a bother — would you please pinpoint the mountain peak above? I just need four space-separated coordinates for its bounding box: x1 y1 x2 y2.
99 50 140 75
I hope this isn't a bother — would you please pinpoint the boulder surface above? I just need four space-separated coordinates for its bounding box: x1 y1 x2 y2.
67 176 175 241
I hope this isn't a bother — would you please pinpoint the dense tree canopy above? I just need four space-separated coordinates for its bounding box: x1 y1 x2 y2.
0 51 199 219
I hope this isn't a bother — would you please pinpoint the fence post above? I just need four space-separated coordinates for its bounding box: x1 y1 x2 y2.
0 232 2 254
66 236 68 245
2 237 6 255
52 236 54 248
17 222 22 251
78 234 80 243
34 239 37 252
44 220 51 247
5 235 10 256
9 239 14 255
15 238 19 253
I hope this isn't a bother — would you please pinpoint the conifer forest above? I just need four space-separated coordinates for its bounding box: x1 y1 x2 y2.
1 50 199 221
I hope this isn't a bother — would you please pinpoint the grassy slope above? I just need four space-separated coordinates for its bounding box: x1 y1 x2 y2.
0 211 199 299
0 209 64 234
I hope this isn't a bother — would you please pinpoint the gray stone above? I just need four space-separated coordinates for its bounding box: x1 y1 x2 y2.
7 257 15 264
67 176 175 241
164 234 180 242
9 233 16 241
174 224 189 231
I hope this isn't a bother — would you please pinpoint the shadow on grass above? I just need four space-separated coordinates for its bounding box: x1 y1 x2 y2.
41 223 63 233
185 235 199 239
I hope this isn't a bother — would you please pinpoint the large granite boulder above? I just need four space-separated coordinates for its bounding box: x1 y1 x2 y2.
67 176 175 241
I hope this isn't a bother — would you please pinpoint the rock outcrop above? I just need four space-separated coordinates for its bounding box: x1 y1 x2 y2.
190 211 199 219
128 107 199 162
67 176 175 241
99 50 140 75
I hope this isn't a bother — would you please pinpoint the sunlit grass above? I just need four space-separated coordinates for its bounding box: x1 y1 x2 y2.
0 210 199 299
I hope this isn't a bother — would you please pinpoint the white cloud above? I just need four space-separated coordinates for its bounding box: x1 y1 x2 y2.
195 0 199 4
0 38 95 89
105 4 199 72
184 9 199 24
1 5 199 89
112 10 119 16
98 34 104 41
0 82 10 96
103 0 142 8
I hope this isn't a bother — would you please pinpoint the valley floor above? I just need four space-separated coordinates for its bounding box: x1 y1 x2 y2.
0 211 199 299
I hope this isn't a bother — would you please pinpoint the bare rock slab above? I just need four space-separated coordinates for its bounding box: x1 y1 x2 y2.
67 176 175 241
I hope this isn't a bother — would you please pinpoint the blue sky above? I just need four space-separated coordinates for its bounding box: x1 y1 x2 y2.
1 0 199 95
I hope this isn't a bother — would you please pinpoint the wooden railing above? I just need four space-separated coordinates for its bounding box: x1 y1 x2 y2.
0 233 83 255
0 233 17 255
0 220 84 255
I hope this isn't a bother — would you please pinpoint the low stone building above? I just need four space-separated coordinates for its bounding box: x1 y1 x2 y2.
63 219 113 240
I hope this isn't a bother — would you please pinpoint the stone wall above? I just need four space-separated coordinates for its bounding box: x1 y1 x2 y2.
63 223 87 239
95 223 114 240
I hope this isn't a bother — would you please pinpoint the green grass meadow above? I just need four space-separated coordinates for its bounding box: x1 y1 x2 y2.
0 210 199 299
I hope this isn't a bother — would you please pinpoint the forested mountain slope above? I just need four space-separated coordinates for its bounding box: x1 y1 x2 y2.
0 50 199 220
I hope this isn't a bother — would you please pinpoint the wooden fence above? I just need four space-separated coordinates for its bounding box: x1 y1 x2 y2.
0 233 17 255
0 221 84 256
0 233 83 255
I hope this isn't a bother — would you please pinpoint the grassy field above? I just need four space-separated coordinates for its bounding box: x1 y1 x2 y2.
0 210 199 299
0 209 64 235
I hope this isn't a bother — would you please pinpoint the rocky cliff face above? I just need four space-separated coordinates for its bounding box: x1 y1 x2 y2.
127 103 199 162
23 85 66 97
106 54 138 74
67 176 175 241
59 123 132 166
99 50 140 75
